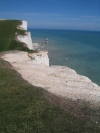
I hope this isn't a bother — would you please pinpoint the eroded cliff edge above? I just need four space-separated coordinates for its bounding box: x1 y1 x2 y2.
2 51 100 106
16 21 49 66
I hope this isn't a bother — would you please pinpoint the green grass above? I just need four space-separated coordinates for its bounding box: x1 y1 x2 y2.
0 20 100 133
0 59 81 133
0 59 100 133
0 20 31 52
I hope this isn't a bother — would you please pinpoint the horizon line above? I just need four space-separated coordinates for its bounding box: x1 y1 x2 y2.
28 28 100 32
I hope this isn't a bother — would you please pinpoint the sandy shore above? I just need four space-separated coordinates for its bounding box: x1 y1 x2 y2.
1 51 100 106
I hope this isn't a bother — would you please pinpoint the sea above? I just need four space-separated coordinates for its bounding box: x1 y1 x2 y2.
29 29 100 86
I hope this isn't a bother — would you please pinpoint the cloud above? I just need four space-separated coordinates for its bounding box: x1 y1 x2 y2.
1 12 100 22
0 12 62 17
0 19 6 20
81 15 100 21
0 12 100 30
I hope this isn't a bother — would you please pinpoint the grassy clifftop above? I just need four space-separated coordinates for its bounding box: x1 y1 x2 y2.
0 20 29 52
0 58 100 133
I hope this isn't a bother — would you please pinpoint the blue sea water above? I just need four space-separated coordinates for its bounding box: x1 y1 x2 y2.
29 29 100 86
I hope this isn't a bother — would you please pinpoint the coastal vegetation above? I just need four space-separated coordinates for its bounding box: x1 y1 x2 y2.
0 20 100 132
0 20 30 52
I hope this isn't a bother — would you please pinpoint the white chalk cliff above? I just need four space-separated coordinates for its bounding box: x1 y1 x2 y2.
28 51 49 66
17 21 27 30
17 32 33 50
17 21 33 50
16 21 49 66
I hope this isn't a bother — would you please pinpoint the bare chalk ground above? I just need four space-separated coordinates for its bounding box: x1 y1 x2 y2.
2 51 100 105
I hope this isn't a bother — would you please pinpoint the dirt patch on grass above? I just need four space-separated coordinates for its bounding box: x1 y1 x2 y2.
44 90 100 119
44 90 87 117
0 58 13 69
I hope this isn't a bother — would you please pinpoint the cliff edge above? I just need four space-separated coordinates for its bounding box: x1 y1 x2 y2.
1 51 100 106
16 21 49 66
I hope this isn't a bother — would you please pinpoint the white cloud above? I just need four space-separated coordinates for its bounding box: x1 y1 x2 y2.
0 12 100 30
81 15 100 21
0 12 62 17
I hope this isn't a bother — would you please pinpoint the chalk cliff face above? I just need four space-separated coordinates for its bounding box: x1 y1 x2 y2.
17 21 27 30
17 32 33 50
16 20 49 66
17 21 33 50
28 51 49 66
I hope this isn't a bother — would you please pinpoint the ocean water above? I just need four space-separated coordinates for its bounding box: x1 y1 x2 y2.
29 29 100 86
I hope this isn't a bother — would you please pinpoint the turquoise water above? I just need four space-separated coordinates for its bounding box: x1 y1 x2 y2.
29 29 100 86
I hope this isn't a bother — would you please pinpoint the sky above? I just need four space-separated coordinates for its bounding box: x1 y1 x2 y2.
0 0 100 31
